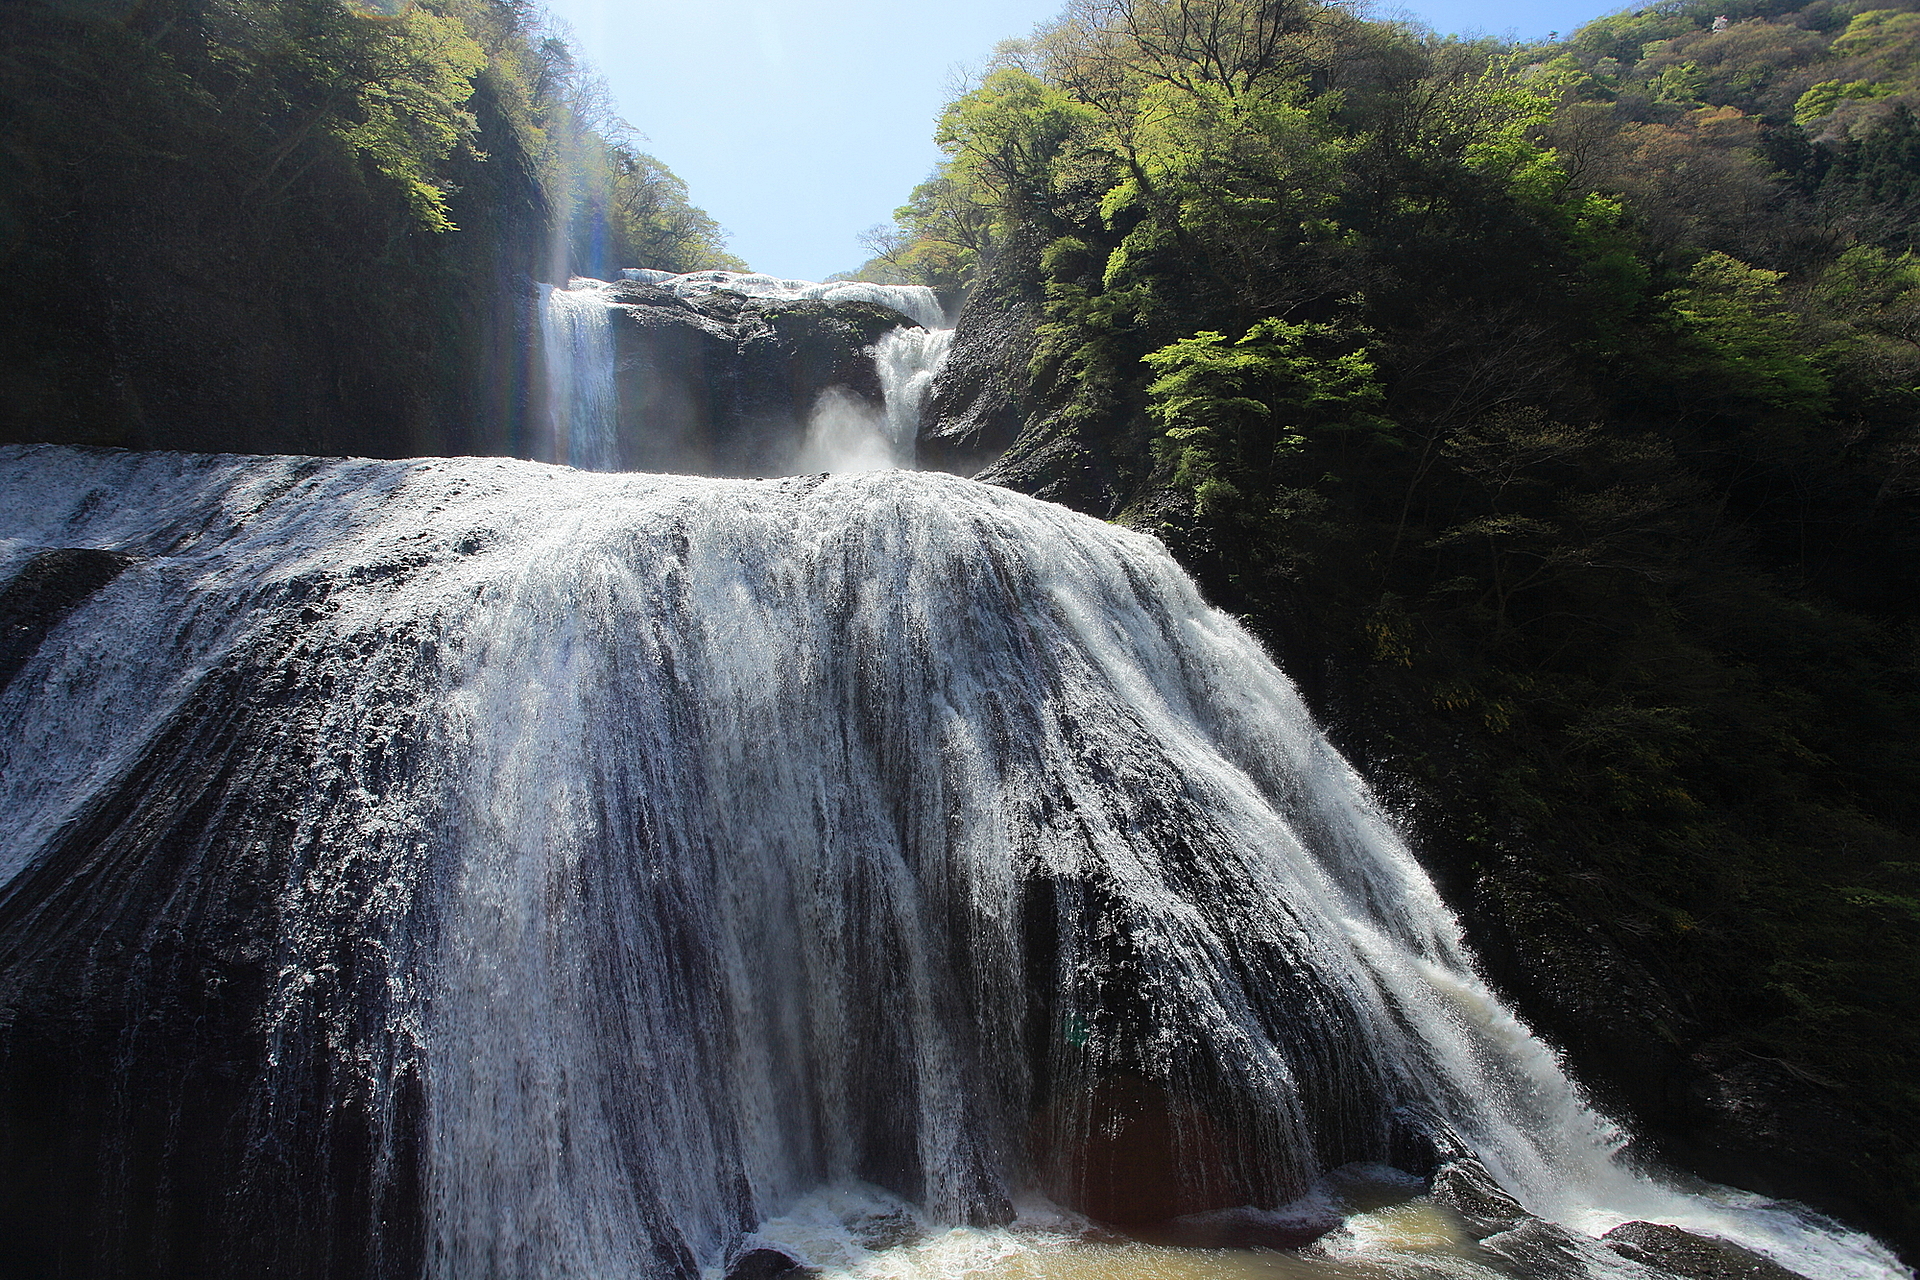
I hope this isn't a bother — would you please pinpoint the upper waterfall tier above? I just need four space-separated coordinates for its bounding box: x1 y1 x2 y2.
0 445 1905 1280
538 275 951 477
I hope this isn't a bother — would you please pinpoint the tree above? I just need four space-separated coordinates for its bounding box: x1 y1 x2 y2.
1144 317 1393 513
1662 250 1831 422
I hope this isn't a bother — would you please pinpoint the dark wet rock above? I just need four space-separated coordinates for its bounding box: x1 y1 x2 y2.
1039 1074 1236 1225
725 1246 817 1279
1152 1204 1342 1251
1642 1044 1896 1261
972 419 1123 515
0 547 136 689
1480 1217 1615 1279
1602 1220 1812 1279
919 224 1046 477
600 295 909 476
918 224 1125 513
0 648 433 1280
1429 1157 1530 1239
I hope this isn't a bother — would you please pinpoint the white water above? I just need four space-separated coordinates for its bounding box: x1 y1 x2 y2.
539 279 622 471
796 326 955 473
0 445 1906 1280
624 268 947 330
875 325 956 460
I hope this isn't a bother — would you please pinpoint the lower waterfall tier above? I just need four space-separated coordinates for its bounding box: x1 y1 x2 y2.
0 445 1904 1280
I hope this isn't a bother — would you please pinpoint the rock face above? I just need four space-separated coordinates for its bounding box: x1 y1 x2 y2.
917 227 1046 479
915 226 1123 513
1603 1221 1813 1280
590 283 911 476
0 78 549 464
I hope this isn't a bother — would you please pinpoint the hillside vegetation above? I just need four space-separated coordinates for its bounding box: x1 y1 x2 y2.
868 0 1920 1252
0 0 740 457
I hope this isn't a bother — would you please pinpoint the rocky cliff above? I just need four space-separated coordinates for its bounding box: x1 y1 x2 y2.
581 283 912 475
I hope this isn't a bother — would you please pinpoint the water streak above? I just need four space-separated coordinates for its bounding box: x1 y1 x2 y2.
540 279 621 471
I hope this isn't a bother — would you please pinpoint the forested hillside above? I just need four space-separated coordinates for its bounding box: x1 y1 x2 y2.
0 0 739 458
873 0 1920 1254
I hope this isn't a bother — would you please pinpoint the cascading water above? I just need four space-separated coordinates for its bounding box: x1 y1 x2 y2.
623 269 948 331
540 279 622 471
0 442 1907 1280
792 322 954 474
872 325 955 463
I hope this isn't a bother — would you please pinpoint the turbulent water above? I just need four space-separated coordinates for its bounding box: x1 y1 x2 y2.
0 445 1906 1280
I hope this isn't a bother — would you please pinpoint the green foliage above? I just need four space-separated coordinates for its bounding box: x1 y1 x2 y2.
1144 318 1392 512
1661 251 1831 420
1796 78 1897 126
1831 9 1920 66
848 171 996 290
1568 9 1696 64
936 68 1101 213
1817 242 1920 322
0 0 739 459
332 7 485 231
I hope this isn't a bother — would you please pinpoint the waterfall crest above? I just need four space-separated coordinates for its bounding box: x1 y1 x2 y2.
624 269 947 331
0 445 1906 1280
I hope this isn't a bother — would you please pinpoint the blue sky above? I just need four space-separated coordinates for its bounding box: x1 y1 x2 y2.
538 1 1626 281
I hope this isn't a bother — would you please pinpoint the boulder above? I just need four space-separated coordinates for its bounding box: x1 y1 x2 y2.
1602 1220 1812 1279
1429 1157 1530 1239
724 1247 816 1280
1480 1217 1621 1280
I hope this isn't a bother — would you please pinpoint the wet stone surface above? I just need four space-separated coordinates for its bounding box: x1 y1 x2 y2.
724 1247 818 1280
1603 1220 1812 1279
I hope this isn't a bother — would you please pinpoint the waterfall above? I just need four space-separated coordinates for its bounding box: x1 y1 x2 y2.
0 443 1905 1280
540 279 622 471
795 325 954 473
874 325 955 461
